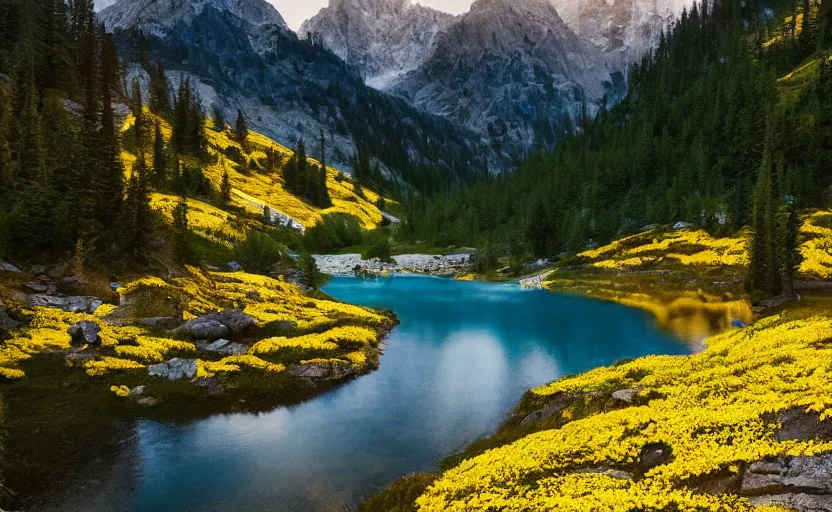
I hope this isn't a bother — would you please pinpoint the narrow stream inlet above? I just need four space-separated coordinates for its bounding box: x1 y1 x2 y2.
45 275 690 511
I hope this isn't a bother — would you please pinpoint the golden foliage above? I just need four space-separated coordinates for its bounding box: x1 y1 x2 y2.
418 310 832 511
579 229 749 270
799 211 832 279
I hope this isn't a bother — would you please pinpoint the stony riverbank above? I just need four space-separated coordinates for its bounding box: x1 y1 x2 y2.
313 253 473 276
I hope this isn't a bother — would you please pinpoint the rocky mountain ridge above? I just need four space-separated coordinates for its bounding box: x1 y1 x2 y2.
300 0 455 89
98 0 498 182
302 0 687 150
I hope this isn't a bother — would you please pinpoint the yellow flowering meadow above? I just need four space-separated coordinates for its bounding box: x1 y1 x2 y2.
124 113 393 231
416 308 832 511
579 228 749 270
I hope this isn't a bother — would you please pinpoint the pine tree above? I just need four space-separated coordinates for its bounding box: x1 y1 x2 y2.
212 105 225 131
0 83 11 200
782 194 802 298
317 131 332 207
172 192 189 260
220 168 232 201
96 28 124 238
235 108 248 142
10 83 56 253
748 137 781 296
131 77 144 148
148 62 170 115
153 121 166 187
120 157 152 258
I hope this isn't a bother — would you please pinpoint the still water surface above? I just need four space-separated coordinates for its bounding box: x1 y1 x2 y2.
51 275 690 511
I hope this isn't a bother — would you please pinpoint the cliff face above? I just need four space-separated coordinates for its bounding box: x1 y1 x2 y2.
552 0 688 67
390 0 614 151
300 0 455 89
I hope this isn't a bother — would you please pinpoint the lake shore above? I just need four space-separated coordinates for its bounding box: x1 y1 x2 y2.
313 253 474 276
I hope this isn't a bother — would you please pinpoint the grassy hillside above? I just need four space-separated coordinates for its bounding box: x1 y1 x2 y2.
122 113 391 233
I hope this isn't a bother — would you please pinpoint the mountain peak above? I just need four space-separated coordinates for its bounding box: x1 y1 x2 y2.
301 0 454 89
99 0 287 33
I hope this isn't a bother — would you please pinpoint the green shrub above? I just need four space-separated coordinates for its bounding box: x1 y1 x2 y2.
304 213 364 253
235 231 284 274
364 239 393 263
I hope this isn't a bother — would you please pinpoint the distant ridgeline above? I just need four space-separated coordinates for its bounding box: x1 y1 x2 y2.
400 0 832 267
100 0 498 198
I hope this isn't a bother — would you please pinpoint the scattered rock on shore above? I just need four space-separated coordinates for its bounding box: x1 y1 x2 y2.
148 358 198 381
313 253 473 276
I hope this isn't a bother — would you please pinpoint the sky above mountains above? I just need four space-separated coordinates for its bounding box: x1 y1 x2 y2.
270 0 474 31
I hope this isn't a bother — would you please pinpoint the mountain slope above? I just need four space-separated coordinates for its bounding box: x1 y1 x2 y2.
100 0 497 189
390 0 614 151
100 0 287 32
552 0 688 67
300 0 455 89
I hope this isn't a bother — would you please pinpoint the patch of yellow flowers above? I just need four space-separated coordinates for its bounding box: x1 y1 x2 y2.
580 228 749 270
417 311 832 511
799 211 832 279
251 326 379 356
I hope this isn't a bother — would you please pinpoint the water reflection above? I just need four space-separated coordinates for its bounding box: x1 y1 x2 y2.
46 275 691 512
654 298 753 343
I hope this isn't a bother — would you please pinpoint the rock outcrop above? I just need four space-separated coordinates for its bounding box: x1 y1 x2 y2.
289 359 356 380
25 294 103 314
313 253 473 276
172 310 257 340
301 0 454 89
148 358 198 381
68 321 102 346
197 339 248 356
390 0 612 152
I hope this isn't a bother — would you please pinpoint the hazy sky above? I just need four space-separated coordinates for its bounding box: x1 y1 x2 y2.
269 0 476 32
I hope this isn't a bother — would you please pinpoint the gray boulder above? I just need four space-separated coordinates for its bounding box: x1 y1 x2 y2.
148 358 197 381
743 454 832 510
227 261 242 272
174 310 256 340
174 318 228 340
776 407 832 442
289 360 355 380
612 388 642 405
204 310 257 335
197 339 248 356
68 321 102 346
673 221 695 231
0 299 21 330
138 316 181 330
23 282 53 293
0 260 22 274
27 294 102 314
129 385 146 397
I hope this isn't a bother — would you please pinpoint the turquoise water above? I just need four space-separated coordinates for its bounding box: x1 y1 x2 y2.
50 276 689 511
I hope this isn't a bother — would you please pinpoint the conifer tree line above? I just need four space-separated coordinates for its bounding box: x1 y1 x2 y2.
281 133 332 209
0 0 127 260
0 0 214 263
399 0 832 296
